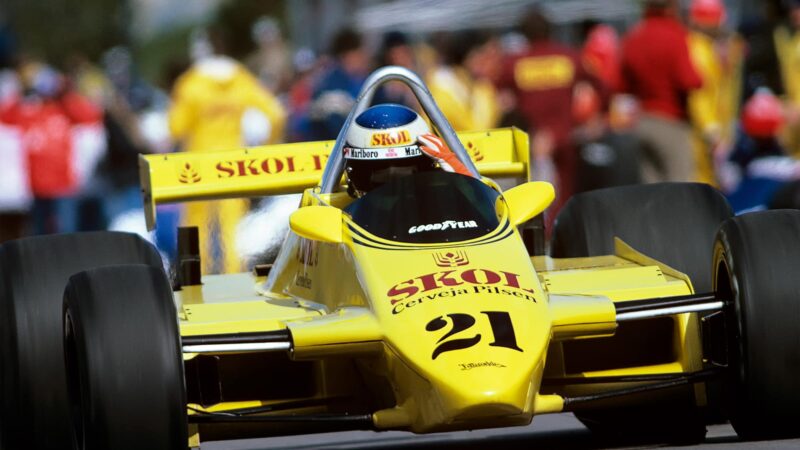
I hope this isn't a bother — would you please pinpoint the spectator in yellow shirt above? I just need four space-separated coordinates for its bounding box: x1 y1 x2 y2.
687 0 744 185
427 31 501 132
169 27 286 274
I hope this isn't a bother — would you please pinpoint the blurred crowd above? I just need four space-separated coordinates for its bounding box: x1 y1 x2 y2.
2 0 800 272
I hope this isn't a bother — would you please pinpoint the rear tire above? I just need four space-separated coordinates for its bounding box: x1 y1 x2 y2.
553 183 732 444
552 182 732 292
713 210 800 440
0 232 162 449
64 264 187 450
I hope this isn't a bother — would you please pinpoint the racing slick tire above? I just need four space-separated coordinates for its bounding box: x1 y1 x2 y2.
0 232 163 449
552 183 732 444
713 210 800 440
63 264 187 450
551 182 732 292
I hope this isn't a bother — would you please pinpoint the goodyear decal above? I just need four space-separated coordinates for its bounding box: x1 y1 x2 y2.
409 220 478 234
348 219 513 251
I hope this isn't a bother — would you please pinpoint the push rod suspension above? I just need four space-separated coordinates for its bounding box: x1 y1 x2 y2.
615 293 723 321
181 330 291 354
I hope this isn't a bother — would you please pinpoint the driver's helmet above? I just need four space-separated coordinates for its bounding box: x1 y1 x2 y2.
344 104 436 196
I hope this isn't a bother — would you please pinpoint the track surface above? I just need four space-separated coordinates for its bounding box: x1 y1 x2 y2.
202 413 800 449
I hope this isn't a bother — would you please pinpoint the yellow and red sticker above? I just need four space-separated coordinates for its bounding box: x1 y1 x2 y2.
388 267 537 315
370 130 412 147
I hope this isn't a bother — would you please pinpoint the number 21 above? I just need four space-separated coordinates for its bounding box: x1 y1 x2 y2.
425 311 523 360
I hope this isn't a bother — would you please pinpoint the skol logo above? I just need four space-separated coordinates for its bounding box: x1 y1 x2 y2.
467 141 484 162
370 130 411 147
387 268 534 304
215 154 328 178
178 162 201 184
433 251 469 267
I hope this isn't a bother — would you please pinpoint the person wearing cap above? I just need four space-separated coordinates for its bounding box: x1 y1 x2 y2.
687 0 744 185
722 89 800 212
739 0 800 154
581 24 621 93
620 0 703 183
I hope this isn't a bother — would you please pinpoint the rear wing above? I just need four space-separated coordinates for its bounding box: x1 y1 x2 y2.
139 127 530 230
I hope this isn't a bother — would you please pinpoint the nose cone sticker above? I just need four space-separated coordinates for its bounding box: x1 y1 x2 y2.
433 251 469 267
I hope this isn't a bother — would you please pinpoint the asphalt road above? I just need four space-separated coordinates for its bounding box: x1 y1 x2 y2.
202 413 800 450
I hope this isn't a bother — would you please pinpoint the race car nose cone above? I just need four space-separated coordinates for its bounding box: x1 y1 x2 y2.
390 342 546 432
452 402 528 424
410 359 543 432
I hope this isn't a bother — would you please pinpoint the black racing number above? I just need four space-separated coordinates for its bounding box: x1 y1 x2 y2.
426 314 481 360
483 311 523 352
425 311 523 360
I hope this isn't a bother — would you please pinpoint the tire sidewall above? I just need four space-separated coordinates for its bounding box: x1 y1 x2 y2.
713 211 800 439
63 264 187 450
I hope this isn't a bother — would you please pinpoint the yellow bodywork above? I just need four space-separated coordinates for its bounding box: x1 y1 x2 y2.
145 128 705 440
139 127 530 229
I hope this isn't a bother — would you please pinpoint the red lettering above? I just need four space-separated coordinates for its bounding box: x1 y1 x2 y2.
216 161 235 178
236 159 260 176
500 271 521 289
260 158 284 174
287 156 297 172
312 154 326 171
461 269 502 285
417 270 463 292
388 280 419 304
388 268 534 306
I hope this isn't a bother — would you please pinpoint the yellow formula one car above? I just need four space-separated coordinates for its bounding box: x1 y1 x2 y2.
2 67 800 450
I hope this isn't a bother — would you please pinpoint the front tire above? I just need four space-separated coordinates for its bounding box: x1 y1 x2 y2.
713 210 800 440
63 264 187 450
0 232 163 449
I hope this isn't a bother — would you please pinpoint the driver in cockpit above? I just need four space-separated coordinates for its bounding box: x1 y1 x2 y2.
343 103 473 197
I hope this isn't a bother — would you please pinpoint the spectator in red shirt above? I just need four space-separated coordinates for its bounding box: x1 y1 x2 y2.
582 24 622 93
620 0 703 182
498 7 598 221
0 61 102 234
